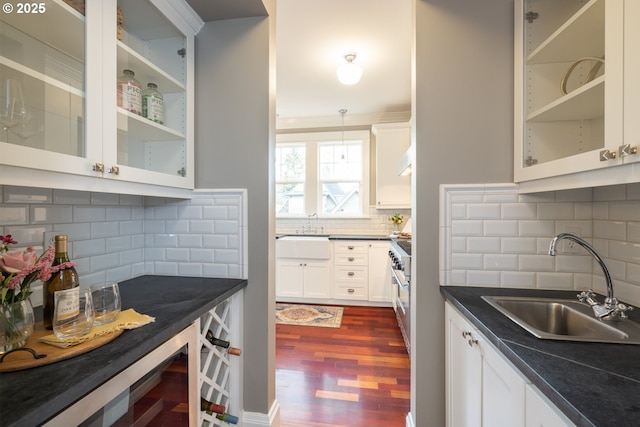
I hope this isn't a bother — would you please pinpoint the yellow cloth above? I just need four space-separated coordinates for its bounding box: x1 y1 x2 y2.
39 308 155 348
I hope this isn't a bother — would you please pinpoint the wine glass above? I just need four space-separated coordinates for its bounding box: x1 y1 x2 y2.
0 79 28 140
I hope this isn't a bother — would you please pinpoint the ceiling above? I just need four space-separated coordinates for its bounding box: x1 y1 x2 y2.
185 0 412 127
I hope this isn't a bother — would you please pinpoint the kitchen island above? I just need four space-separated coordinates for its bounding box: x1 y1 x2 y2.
0 275 247 427
442 286 640 427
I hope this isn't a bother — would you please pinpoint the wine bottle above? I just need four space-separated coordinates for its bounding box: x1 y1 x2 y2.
205 330 242 356
43 235 80 330
216 413 239 424
200 397 225 415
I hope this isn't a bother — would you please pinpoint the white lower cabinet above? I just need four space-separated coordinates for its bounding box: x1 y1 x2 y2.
276 260 331 299
445 301 574 427
368 241 392 302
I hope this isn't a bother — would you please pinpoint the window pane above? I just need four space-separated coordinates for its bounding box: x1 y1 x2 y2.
319 142 361 180
276 183 304 214
276 145 305 181
322 182 360 214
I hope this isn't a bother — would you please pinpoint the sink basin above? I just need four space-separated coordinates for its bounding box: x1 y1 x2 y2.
276 236 331 259
482 296 640 344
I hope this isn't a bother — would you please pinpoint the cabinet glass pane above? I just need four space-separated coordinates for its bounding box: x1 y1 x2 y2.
116 0 187 177
522 0 605 167
0 1 85 157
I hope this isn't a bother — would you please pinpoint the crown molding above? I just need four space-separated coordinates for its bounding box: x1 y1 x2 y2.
276 111 411 131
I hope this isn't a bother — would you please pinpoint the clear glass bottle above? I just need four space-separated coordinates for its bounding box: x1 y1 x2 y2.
142 82 165 124
117 69 142 116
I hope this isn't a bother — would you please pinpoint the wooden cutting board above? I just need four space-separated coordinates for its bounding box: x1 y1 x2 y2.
0 322 123 372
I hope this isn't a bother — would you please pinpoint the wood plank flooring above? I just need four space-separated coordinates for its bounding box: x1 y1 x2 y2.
276 305 410 427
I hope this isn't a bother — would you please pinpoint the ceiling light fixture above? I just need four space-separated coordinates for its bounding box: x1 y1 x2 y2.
336 52 363 85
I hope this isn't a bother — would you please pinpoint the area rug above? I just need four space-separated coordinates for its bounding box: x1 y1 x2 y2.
275 304 344 328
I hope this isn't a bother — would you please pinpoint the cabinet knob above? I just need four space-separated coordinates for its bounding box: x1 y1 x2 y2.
467 338 479 347
108 166 120 175
599 149 617 161
348 245 355 250
92 163 104 172
619 144 638 158
348 257 355 262
348 288 355 293
347 272 355 276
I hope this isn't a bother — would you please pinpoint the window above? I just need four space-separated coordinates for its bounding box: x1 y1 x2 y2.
276 131 370 217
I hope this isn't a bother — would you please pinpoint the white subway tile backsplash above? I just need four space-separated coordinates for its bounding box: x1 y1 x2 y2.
0 206 28 224
74 206 106 223
4 186 51 203
440 184 640 306
32 206 72 224
90 193 121 206
53 189 90 205
91 222 120 239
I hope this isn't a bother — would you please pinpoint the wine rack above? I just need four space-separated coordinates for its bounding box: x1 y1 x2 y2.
198 292 242 426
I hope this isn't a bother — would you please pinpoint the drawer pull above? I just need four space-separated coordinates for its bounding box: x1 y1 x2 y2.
348 288 355 293
348 245 355 250
347 272 355 276
348 257 355 262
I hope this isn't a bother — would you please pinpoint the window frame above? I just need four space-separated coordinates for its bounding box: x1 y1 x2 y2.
276 130 370 218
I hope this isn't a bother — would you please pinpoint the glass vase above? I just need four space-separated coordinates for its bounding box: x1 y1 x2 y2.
0 300 35 354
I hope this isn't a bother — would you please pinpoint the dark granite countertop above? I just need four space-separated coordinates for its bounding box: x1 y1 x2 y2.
441 286 640 427
0 275 247 427
275 234 390 240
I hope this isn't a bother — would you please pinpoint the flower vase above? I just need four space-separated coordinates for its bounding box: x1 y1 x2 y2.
0 300 35 354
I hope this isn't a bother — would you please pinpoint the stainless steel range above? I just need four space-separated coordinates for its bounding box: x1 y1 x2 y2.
389 238 411 354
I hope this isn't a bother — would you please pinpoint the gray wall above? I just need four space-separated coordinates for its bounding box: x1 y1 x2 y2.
194 4 276 415
412 0 514 424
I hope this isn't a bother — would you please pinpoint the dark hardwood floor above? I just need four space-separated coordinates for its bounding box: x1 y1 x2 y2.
276 305 410 427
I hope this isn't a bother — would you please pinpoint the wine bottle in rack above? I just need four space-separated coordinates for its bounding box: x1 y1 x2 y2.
205 330 242 356
200 397 225 415
216 413 239 424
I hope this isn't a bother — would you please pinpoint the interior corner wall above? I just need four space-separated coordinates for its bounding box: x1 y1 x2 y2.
194 14 275 415
412 0 514 425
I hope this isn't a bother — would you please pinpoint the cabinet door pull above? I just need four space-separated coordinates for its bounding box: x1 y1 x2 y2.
348 245 355 250
93 163 104 172
348 288 355 293
619 144 638 158
108 166 120 175
348 257 355 262
600 149 617 161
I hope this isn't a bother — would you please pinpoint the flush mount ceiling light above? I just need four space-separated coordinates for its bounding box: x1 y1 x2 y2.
336 52 363 85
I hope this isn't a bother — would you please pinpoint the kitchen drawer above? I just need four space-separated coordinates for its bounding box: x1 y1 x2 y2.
334 253 368 266
334 241 369 254
334 266 368 283
335 284 368 300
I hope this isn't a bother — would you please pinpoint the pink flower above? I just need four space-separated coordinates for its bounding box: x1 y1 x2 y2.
0 247 38 274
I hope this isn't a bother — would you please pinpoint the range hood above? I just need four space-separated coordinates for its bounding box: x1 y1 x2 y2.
398 145 413 176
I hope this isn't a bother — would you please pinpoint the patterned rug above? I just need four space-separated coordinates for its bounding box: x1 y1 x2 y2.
275 304 344 328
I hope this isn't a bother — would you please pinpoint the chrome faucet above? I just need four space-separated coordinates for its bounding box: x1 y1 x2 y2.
296 213 324 235
549 233 633 321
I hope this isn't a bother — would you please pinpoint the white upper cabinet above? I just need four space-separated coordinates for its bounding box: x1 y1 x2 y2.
373 122 411 208
0 0 197 197
514 0 640 192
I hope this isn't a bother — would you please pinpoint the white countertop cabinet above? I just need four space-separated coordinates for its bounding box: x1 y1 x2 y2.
0 0 196 197
514 0 640 193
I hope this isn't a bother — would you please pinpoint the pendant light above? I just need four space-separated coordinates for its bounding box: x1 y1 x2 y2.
339 108 347 160
336 53 363 85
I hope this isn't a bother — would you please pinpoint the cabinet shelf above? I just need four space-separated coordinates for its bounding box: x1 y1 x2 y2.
526 75 604 122
527 0 604 64
117 107 184 141
1 0 85 62
0 56 84 99
117 41 184 93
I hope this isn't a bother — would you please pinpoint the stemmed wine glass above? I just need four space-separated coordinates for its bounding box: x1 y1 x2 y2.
0 79 28 140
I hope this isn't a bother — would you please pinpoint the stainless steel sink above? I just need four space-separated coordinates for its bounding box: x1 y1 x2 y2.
482 296 640 344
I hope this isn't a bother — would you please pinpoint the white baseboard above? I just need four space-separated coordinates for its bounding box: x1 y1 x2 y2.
242 399 280 427
406 411 415 427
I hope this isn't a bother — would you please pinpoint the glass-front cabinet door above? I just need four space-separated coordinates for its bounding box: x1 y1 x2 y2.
0 0 94 176
104 0 193 188
514 0 624 184
0 0 194 193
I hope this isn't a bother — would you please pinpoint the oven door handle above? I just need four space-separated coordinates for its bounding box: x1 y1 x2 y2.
390 267 410 289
